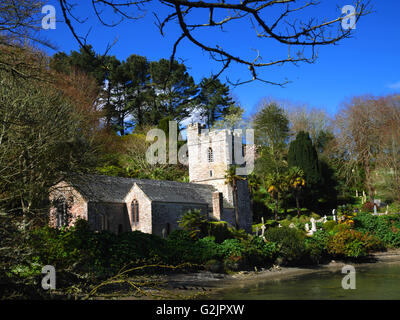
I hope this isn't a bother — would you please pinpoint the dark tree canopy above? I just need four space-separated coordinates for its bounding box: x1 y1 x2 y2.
197 77 234 128
288 131 323 186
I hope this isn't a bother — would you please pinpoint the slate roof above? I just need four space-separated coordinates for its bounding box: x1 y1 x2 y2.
65 174 233 208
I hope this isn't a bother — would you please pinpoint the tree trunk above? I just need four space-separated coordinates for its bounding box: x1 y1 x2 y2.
364 160 375 203
233 183 240 229
274 197 279 221
296 194 300 218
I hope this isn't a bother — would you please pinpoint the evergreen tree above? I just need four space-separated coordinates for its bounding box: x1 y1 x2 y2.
148 59 198 125
253 102 290 176
197 77 234 128
123 54 151 129
50 45 107 86
288 131 323 187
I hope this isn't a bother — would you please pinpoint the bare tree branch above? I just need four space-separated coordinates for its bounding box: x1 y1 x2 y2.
57 0 372 84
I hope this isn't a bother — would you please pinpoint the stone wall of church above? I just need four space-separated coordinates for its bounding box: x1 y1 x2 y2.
49 182 88 228
87 202 130 234
187 123 231 183
151 202 208 238
221 208 235 227
124 184 153 234
187 123 253 233
236 179 253 233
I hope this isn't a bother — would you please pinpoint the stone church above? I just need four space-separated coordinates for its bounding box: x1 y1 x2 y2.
49 123 253 236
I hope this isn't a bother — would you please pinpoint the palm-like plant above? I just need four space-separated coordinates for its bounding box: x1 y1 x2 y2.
247 172 261 195
287 167 306 218
225 165 245 229
264 172 286 221
178 209 208 239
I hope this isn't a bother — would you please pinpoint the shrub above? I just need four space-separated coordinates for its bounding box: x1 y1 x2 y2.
178 209 208 239
327 229 384 258
244 237 279 266
207 222 233 243
278 219 291 227
323 220 337 232
362 201 375 213
354 212 400 248
263 227 307 266
220 239 246 259
265 220 279 228
304 230 331 264
331 223 351 234
310 212 321 219
197 236 223 261
219 239 247 271
165 230 206 264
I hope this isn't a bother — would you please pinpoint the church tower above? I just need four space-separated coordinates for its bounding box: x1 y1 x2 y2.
187 123 252 231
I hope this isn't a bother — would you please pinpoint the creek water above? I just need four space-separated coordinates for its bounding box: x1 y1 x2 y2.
211 262 400 300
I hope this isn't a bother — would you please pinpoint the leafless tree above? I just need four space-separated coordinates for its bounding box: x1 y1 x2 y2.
285 103 333 151
334 95 388 201
0 0 57 77
372 95 400 203
58 0 371 85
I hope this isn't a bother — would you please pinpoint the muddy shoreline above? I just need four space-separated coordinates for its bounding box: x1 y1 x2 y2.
121 249 400 299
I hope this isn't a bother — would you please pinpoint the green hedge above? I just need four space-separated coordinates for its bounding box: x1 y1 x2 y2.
353 212 400 248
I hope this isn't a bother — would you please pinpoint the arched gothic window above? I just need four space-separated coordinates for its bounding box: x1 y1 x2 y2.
54 196 71 228
131 200 139 226
207 147 214 163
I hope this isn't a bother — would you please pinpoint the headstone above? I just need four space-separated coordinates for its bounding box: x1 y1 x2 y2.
278 224 282 228
289 223 295 229
385 205 389 215
374 199 381 207
332 209 337 222
310 218 317 232
356 190 359 198
374 204 378 215
162 228 166 239
323 215 328 223
255 226 259 236
305 223 310 232
261 224 266 237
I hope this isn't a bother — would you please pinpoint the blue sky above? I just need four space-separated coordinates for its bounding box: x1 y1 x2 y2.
39 1 400 118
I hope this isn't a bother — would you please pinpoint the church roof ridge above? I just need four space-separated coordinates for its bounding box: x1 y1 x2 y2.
63 174 233 208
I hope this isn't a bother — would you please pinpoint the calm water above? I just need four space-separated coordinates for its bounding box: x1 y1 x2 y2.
212 262 400 300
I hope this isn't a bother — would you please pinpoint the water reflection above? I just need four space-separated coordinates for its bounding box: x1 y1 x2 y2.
211 263 400 300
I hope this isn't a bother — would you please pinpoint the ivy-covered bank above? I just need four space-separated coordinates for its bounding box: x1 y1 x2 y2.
3 208 400 299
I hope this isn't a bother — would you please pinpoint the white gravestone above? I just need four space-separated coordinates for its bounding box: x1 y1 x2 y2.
310 218 317 232
332 209 337 222
261 224 266 237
